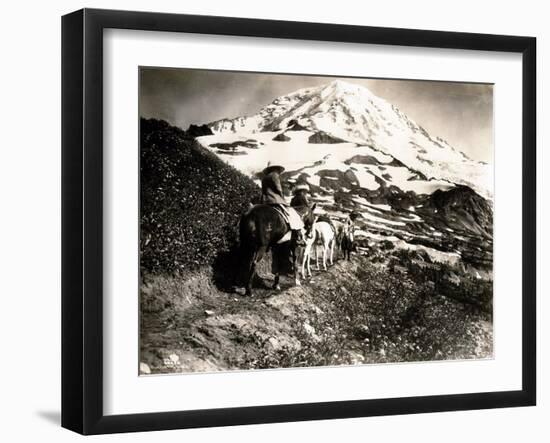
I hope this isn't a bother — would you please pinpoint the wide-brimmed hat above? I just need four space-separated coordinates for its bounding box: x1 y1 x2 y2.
293 183 310 193
263 163 285 175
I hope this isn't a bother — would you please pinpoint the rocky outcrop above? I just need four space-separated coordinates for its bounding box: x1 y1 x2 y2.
308 131 345 144
286 119 310 131
316 169 359 191
426 185 493 236
344 154 382 166
272 132 291 142
186 123 213 137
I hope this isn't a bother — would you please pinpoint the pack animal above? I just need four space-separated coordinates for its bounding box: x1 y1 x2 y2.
299 225 317 280
313 221 336 271
341 222 355 260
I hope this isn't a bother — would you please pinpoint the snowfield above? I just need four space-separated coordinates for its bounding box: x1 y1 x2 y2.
192 79 493 264
197 129 458 196
206 80 493 199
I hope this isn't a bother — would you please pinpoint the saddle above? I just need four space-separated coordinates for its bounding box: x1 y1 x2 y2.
266 204 308 245
248 203 290 226
316 214 336 233
269 206 294 244
271 205 291 226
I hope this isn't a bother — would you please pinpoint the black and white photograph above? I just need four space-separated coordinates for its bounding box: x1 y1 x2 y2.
139 69 494 374
1 1 545 440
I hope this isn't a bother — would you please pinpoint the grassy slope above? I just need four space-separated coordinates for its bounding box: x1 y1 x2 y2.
140 255 492 373
140 118 260 275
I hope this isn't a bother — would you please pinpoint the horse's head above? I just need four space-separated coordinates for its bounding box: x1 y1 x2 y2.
301 203 317 237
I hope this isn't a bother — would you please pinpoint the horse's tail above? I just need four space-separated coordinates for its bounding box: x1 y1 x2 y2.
235 213 257 286
239 212 259 262
239 212 257 246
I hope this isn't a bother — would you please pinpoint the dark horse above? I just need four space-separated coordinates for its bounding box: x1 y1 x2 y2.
341 223 355 261
238 204 316 296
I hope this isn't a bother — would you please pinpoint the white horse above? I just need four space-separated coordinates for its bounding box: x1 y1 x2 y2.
300 226 317 279
314 221 336 271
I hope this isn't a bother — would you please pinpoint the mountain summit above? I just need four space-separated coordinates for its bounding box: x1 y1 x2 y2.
207 80 491 198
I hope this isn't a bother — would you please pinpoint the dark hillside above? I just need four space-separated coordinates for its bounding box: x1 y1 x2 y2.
140 118 261 275
426 185 493 236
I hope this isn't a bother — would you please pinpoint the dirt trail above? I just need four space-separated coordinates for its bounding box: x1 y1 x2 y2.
139 254 493 374
140 259 363 374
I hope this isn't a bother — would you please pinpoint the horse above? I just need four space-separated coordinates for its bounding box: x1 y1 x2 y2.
299 224 317 280
341 222 355 260
331 220 345 260
238 203 316 296
313 221 336 271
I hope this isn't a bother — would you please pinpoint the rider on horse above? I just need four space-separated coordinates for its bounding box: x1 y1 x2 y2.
261 163 305 244
290 182 310 207
347 210 360 225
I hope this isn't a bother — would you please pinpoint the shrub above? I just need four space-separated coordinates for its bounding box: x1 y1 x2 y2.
318 262 492 362
380 239 395 250
140 118 261 275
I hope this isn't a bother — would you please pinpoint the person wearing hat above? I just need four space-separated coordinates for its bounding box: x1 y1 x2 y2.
290 182 310 207
340 210 361 259
261 163 287 206
343 210 360 239
261 163 304 235
345 210 361 229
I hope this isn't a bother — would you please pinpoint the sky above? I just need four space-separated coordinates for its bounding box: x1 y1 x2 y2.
140 68 493 163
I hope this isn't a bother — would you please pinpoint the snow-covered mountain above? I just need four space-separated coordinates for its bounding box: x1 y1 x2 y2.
206 80 492 199
193 80 493 269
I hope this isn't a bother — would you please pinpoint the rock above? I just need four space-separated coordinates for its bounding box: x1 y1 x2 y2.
348 351 365 364
204 309 215 316
186 123 213 137
311 305 324 315
273 132 291 142
302 322 322 342
139 362 151 374
303 322 316 337
344 154 381 166
286 119 309 131
308 131 345 144
169 353 180 364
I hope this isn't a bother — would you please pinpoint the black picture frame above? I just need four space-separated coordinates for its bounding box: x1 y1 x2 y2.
61 8 537 435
